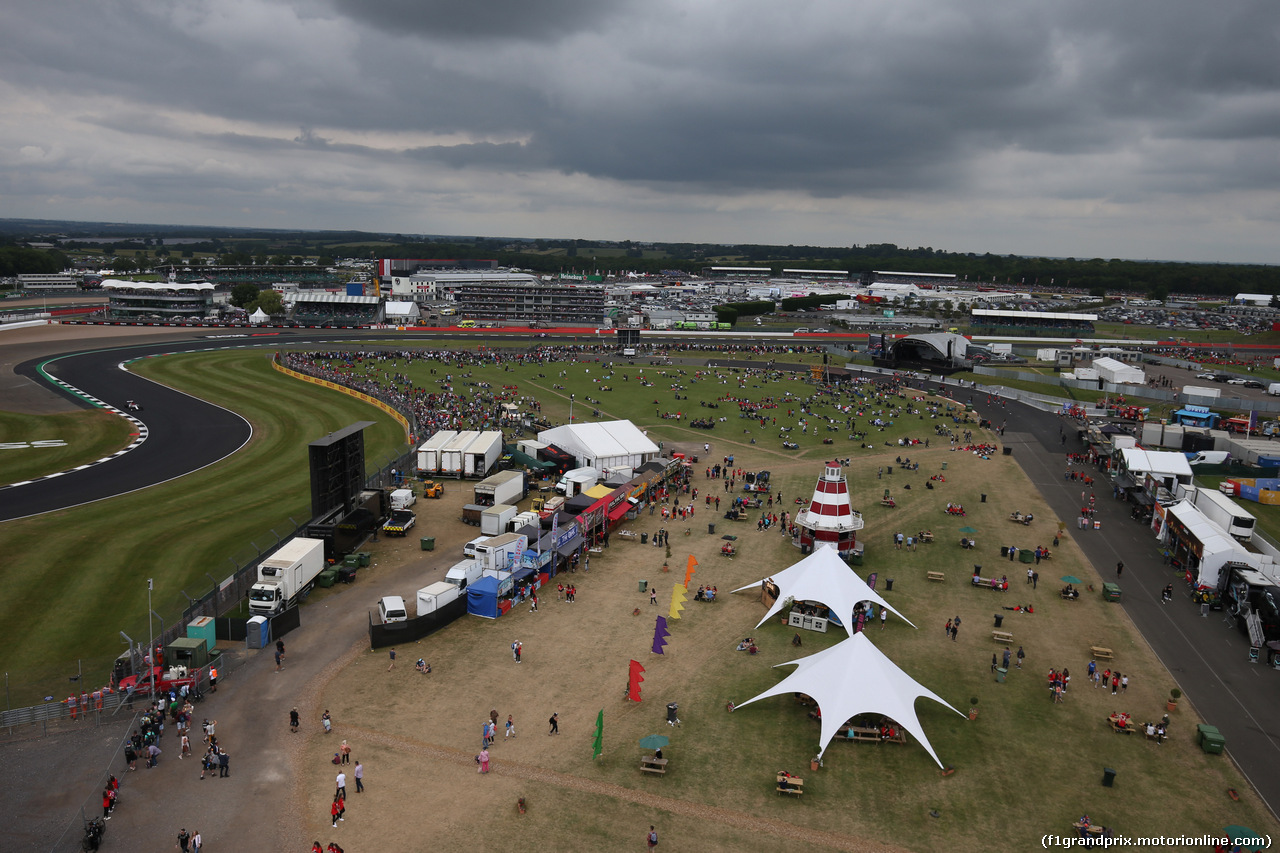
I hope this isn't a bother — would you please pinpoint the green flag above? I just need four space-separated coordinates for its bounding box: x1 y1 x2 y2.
592 708 604 759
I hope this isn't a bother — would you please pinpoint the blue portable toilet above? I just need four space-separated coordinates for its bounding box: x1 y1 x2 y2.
246 615 270 649
467 576 501 619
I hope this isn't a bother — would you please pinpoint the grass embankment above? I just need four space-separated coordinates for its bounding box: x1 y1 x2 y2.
0 410 134 486
0 350 402 705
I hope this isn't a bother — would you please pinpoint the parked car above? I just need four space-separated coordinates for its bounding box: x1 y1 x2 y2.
1227 378 1249 386
1196 372 1218 379
1242 379 1265 389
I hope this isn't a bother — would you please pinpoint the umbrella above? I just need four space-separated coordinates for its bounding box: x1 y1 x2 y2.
959 526 977 534
1060 575 1082 585
638 734 669 750
1223 827 1264 852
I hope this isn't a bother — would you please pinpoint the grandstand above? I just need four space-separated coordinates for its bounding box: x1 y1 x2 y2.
289 292 382 326
103 280 215 320
969 308 1096 336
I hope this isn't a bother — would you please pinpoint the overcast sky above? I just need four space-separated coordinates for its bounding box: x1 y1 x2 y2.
2 0 1277 263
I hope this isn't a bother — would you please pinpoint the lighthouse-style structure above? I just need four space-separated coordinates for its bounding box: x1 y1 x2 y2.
797 462 863 556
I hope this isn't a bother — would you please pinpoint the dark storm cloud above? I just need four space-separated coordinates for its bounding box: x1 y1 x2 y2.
326 0 630 40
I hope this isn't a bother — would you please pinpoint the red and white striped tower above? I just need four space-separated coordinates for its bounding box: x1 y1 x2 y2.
798 462 863 555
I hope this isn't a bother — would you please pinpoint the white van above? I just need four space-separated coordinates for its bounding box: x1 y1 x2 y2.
1268 382 1280 396
378 595 408 624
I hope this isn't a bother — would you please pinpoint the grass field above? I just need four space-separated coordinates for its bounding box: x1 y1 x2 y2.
0 409 133 486
0 349 404 704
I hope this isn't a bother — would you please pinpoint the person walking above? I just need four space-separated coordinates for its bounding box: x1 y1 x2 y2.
505 715 516 739
387 648 396 671
336 769 346 799
331 797 341 828
340 740 351 764
647 826 659 849
1116 561 1124 577
218 751 229 777
477 747 490 774
290 707 300 733
181 733 191 759
548 713 559 735
951 615 961 641
102 789 112 821
1016 646 1024 669
513 641 523 663
354 760 364 793
177 828 191 851
322 710 332 733
880 608 888 630
1002 647 1011 670
191 829 202 852
649 587 657 606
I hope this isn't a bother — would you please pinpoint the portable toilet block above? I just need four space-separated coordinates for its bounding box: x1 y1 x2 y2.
246 615 270 649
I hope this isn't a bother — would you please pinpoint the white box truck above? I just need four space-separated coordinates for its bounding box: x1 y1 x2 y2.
416 580 461 615
555 466 600 496
475 470 526 507
464 430 504 478
444 558 484 591
417 430 457 474
249 537 326 616
481 504 518 537
474 532 528 572
440 431 481 478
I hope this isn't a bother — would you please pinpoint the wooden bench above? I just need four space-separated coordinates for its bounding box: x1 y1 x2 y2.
640 756 668 775
836 725 906 744
927 571 945 582
1073 823 1105 837
1090 646 1114 660
776 774 804 796
992 631 1014 644
1060 590 1079 601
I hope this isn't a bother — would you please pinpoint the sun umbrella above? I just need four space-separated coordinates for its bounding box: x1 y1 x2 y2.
959 526 977 534
1060 575 1082 585
1223 827 1264 852
638 734 669 750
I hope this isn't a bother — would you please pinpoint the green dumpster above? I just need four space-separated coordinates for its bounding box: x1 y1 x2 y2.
357 552 371 567
1019 549 1035 564
316 569 338 588
639 580 648 593
1200 732 1225 754
1102 582 1122 602
995 667 1008 683
420 537 435 551
343 554 360 568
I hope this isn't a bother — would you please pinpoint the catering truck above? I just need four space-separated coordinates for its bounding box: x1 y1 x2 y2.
555 466 600 497
474 532 528 572
416 580 461 615
474 470 526 507
1192 487 1256 540
248 537 326 616
463 430 503 478
416 430 457 474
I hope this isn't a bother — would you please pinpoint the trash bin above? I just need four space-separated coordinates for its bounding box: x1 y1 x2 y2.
1003 447 1013 456
641 533 648 544
343 554 360 568
1000 546 1009 557
994 614 1004 628
981 493 987 503
885 578 894 592
1201 733 1225 754
851 551 863 566
1102 582 1122 602
316 569 337 588
1020 549 1035 564
708 523 716 535
639 580 648 593
357 552 371 567
995 667 1008 683
1101 767 1116 787
942 462 948 470
420 537 435 551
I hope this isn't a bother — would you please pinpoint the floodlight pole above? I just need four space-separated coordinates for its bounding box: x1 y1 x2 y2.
147 578 154 692
570 394 575 424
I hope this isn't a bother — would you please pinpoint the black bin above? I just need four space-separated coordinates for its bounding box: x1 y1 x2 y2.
708 523 715 535
641 533 648 544
994 614 1004 628
1000 546 1009 557
1003 447 1013 456
981 493 987 503
885 579 894 592
1102 767 1116 787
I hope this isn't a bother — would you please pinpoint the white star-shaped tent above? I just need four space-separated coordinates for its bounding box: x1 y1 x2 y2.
733 632 964 766
732 544 915 636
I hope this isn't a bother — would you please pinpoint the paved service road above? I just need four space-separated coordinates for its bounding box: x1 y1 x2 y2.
958 384 1280 820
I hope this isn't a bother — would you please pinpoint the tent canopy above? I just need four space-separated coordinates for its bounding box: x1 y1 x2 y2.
734 632 963 766
732 545 915 635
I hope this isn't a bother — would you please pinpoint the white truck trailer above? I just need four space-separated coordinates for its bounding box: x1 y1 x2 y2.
474 470 526 507
464 430 504 478
416 580 461 615
417 430 458 474
440 431 481 478
248 537 326 616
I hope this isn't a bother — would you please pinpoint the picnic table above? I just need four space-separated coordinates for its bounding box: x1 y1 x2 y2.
927 571 945 582
776 774 804 796
1090 646 1114 660
992 630 1014 644
641 756 668 775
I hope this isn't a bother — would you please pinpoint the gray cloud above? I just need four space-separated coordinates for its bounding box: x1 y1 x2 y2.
0 0 1276 262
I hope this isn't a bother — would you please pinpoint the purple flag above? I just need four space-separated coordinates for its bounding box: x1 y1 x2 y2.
866 572 877 590
652 616 670 655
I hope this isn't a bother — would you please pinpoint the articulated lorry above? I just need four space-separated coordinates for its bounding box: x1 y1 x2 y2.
249 537 326 616
417 430 457 474
1192 487 1256 540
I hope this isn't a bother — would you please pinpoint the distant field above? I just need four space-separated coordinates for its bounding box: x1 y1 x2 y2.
0 409 134 486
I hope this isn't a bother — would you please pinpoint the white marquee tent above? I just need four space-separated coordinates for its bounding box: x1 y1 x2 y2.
537 420 660 470
248 307 270 325
732 544 915 635
733 632 963 766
